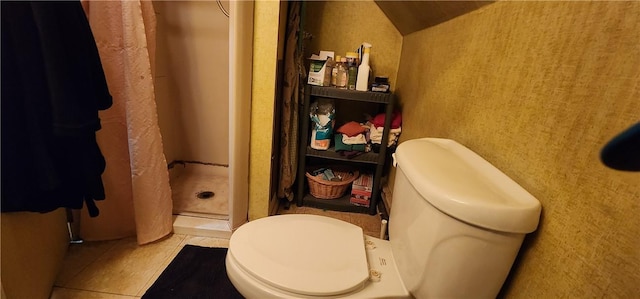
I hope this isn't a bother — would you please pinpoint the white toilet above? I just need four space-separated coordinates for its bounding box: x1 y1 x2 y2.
226 138 541 298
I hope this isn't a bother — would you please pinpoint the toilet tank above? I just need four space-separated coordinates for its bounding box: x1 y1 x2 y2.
389 138 541 299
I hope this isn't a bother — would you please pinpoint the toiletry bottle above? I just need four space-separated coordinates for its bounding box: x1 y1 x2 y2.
336 57 348 89
323 56 334 87
356 43 372 91
331 55 341 87
346 52 358 90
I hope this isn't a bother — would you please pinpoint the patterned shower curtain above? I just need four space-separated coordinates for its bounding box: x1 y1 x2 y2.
80 0 173 245
278 2 304 201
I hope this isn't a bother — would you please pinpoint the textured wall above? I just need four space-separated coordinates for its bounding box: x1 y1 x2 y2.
305 0 402 91
249 0 281 220
394 1 639 297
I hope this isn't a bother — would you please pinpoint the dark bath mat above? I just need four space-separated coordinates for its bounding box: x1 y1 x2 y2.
142 245 244 299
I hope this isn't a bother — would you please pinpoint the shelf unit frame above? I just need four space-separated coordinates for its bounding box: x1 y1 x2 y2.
296 85 394 215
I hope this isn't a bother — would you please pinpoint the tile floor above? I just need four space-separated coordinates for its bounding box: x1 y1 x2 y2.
51 234 229 299
50 204 383 299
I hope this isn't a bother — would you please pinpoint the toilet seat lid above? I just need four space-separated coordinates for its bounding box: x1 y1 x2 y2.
229 214 369 296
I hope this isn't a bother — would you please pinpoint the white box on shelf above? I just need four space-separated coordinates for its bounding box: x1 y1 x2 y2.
307 51 334 86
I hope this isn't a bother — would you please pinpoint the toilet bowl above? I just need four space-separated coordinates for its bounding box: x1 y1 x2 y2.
226 214 411 298
227 138 541 298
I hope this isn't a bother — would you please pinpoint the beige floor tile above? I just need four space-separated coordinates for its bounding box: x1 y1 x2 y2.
181 235 230 248
135 247 182 297
145 232 187 248
55 239 120 286
303 207 352 222
348 212 382 233
50 287 139 299
276 202 306 215
63 235 185 296
364 230 383 238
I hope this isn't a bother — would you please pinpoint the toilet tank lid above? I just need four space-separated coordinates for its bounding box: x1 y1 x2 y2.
395 138 541 233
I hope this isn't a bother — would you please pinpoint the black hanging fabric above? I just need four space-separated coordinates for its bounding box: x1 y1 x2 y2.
1 1 112 216
601 122 640 172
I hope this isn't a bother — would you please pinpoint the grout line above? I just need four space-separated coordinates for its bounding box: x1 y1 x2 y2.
55 239 122 288
167 160 229 169
52 286 139 298
135 241 185 297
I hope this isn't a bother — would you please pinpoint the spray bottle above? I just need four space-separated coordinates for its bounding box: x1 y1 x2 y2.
356 42 372 91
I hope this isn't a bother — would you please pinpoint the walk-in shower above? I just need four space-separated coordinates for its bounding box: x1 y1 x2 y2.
154 0 251 234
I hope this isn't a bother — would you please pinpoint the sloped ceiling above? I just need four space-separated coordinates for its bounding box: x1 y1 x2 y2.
374 1 494 35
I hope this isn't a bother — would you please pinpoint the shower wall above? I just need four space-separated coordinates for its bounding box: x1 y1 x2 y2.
153 1 230 165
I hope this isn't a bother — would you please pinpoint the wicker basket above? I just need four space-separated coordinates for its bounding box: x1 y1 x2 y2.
305 167 359 200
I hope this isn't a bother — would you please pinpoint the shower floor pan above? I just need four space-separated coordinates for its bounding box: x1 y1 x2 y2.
169 162 229 220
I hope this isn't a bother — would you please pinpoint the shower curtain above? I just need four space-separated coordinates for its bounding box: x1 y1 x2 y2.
278 2 303 201
80 0 173 245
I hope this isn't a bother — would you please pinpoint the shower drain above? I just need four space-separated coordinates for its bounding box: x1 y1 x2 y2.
196 191 215 199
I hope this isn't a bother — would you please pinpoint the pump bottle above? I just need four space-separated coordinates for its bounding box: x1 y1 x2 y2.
356 42 372 91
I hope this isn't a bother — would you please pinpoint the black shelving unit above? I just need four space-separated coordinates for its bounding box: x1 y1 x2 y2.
296 85 394 215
